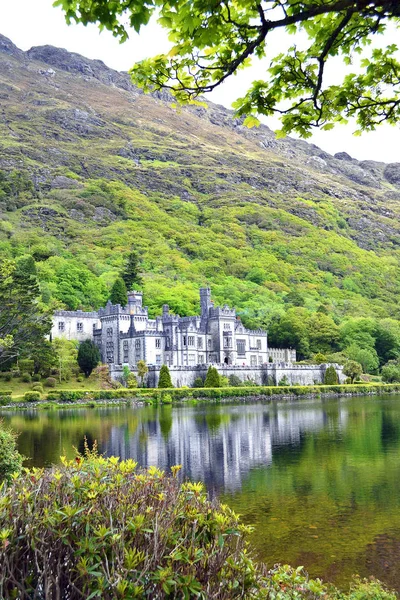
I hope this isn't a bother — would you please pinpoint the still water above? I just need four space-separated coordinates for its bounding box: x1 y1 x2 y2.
2 395 400 591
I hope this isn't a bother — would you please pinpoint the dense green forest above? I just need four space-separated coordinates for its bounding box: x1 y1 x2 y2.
2 34 400 370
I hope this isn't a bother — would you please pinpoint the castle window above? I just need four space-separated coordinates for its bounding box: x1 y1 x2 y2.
223 323 231 330
183 336 187 347
166 336 171 349
156 355 161 365
188 354 195 364
77 322 83 332
155 339 161 348
250 355 257 366
258 356 262 365
237 340 246 356
198 355 204 364
198 338 203 349
208 339 211 348
58 321 65 332
224 337 232 348
257 339 261 349
123 341 129 363
135 339 141 350
188 336 195 347
107 327 113 337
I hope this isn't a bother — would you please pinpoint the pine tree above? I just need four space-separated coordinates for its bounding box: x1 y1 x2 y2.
324 365 339 385
109 277 127 306
204 366 220 388
77 339 100 377
121 250 142 290
158 364 173 388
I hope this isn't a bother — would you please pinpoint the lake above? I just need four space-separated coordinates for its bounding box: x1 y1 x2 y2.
2 395 400 591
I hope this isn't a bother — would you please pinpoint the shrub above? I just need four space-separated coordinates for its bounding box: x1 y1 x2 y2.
278 375 290 386
242 379 258 387
193 377 204 388
127 373 138 388
324 365 339 385
219 375 229 387
158 364 173 388
20 373 31 383
161 393 173 404
24 391 41 403
45 377 57 388
1 372 12 382
31 383 44 393
0 421 23 483
32 374 41 382
228 374 242 387
0 450 265 599
76 375 84 382
204 366 220 388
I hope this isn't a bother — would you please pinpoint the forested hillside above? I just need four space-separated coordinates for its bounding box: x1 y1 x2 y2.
2 33 400 364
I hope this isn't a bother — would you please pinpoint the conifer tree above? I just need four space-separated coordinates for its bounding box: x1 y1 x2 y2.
109 277 127 306
204 366 220 388
158 364 173 388
324 365 339 385
121 250 143 290
77 340 100 377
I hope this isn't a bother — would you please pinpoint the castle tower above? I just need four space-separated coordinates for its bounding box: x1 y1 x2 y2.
200 287 213 318
127 290 143 314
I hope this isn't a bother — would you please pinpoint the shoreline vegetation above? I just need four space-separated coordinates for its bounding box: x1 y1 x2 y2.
1 382 400 410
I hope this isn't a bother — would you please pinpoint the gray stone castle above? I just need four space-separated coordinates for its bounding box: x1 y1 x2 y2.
52 287 342 387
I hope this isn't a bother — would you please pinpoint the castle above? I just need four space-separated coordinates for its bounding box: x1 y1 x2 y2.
52 288 342 387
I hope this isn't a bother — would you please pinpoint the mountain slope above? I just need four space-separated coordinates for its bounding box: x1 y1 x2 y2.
1 33 400 329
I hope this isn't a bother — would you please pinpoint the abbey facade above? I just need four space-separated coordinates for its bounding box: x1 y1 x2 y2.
52 288 296 371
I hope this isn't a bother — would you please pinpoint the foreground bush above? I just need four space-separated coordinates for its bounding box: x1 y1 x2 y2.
0 448 396 599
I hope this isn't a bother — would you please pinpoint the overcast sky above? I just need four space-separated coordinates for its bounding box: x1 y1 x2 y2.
1 0 399 163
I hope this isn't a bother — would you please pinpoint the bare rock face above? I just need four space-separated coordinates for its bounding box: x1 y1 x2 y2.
0 34 25 59
384 163 400 185
334 152 353 161
27 44 136 92
50 176 83 189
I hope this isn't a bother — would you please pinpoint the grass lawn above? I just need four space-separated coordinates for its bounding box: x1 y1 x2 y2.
1 374 102 401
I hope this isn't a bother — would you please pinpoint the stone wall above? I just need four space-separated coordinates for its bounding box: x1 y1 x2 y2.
110 363 344 388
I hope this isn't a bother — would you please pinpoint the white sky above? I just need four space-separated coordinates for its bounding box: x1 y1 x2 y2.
1 0 399 163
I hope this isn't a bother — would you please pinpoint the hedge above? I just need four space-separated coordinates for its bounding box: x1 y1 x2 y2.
6 382 398 405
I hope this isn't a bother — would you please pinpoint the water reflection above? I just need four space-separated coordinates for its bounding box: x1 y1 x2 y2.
3 396 400 591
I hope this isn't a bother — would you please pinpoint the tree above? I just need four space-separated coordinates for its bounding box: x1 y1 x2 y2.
158 364 173 388
77 339 100 377
324 365 339 385
314 352 327 365
204 366 220 388
344 344 379 374
137 359 148 387
53 338 78 382
268 308 310 359
109 277 127 306
57 1 400 137
343 360 362 383
121 250 143 290
381 359 400 383
0 260 52 367
0 421 23 483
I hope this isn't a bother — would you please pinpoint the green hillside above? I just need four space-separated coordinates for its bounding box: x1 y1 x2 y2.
2 34 400 361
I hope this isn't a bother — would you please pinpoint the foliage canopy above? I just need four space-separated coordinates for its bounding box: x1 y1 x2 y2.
56 0 400 136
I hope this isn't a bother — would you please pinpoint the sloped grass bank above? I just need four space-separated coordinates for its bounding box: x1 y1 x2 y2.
0 451 396 599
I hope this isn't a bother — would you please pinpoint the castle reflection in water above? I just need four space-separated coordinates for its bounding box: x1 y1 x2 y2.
102 403 347 494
